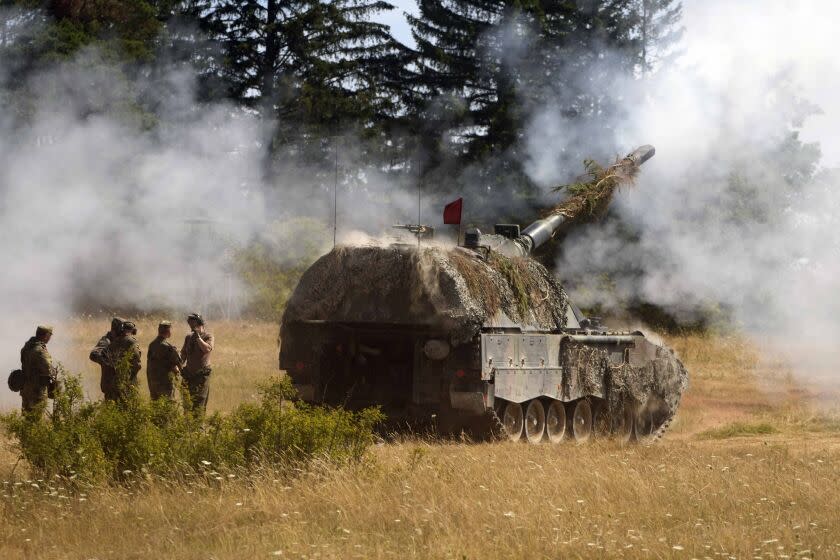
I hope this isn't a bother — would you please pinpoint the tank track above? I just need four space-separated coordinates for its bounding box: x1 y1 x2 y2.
639 353 688 444
485 406 509 441
467 351 688 444
472 397 683 444
647 392 681 443
463 406 509 442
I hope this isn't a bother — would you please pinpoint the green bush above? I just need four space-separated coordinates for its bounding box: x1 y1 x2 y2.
2 374 382 484
235 218 331 320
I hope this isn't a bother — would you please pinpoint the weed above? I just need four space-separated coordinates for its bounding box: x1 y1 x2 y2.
697 421 779 439
2 373 382 484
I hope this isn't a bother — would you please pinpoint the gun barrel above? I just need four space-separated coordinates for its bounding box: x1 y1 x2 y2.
518 214 567 254
626 144 655 166
516 144 655 255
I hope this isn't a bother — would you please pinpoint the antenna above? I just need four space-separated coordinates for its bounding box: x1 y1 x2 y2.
333 137 339 248
417 163 422 247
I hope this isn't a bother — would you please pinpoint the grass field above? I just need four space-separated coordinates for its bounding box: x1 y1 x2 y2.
1 320 839 559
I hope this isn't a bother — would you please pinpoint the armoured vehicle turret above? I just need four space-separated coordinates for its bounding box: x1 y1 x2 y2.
280 145 688 443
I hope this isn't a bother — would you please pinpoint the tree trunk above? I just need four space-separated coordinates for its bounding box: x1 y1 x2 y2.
262 0 279 117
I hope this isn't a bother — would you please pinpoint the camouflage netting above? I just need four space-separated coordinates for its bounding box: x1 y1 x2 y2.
547 151 643 225
282 244 569 343
563 344 609 397
562 342 689 430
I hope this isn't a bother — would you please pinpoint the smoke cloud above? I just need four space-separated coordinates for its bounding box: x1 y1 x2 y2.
2 1 839 409
523 0 840 382
0 40 421 408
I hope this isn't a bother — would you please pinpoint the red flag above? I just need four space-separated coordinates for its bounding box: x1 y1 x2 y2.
443 197 463 225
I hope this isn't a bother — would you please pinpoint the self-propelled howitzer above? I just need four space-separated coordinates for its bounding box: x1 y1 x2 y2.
279 144 687 443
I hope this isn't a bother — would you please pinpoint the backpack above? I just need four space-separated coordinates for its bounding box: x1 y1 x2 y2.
7 369 25 392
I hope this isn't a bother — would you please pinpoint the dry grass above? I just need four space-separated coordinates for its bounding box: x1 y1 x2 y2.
2 322 840 559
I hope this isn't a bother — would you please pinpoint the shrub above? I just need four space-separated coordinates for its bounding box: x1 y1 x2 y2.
2 373 382 484
235 218 331 320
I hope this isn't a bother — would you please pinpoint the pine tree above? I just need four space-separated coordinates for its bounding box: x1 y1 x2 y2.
633 0 682 73
198 0 405 145
407 0 683 175
407 0 514 162
0 2 47 88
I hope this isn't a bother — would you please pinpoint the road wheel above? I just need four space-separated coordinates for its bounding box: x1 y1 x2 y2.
502 401 524 442
592 401 610 438
545 401 567 443
524 400 546 444
571 399 593 443
613 401 635 444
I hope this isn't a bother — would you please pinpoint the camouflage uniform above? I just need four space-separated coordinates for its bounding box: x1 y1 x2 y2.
107 327 142 402
181 328 214 414
147 326 182 401
20 333 53 414
90 317 124 401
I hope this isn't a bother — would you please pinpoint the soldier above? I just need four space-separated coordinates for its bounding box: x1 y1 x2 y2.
20 326 55 414
90 317 125 401
107 320 142 402
180 313 214 414
147 320 183 401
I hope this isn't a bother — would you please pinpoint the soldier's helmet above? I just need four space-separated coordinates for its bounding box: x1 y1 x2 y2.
111 317 127 331
121 321 137 335
186 313 205 326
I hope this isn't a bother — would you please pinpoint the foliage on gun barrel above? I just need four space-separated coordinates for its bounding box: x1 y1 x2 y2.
548 153 643 221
